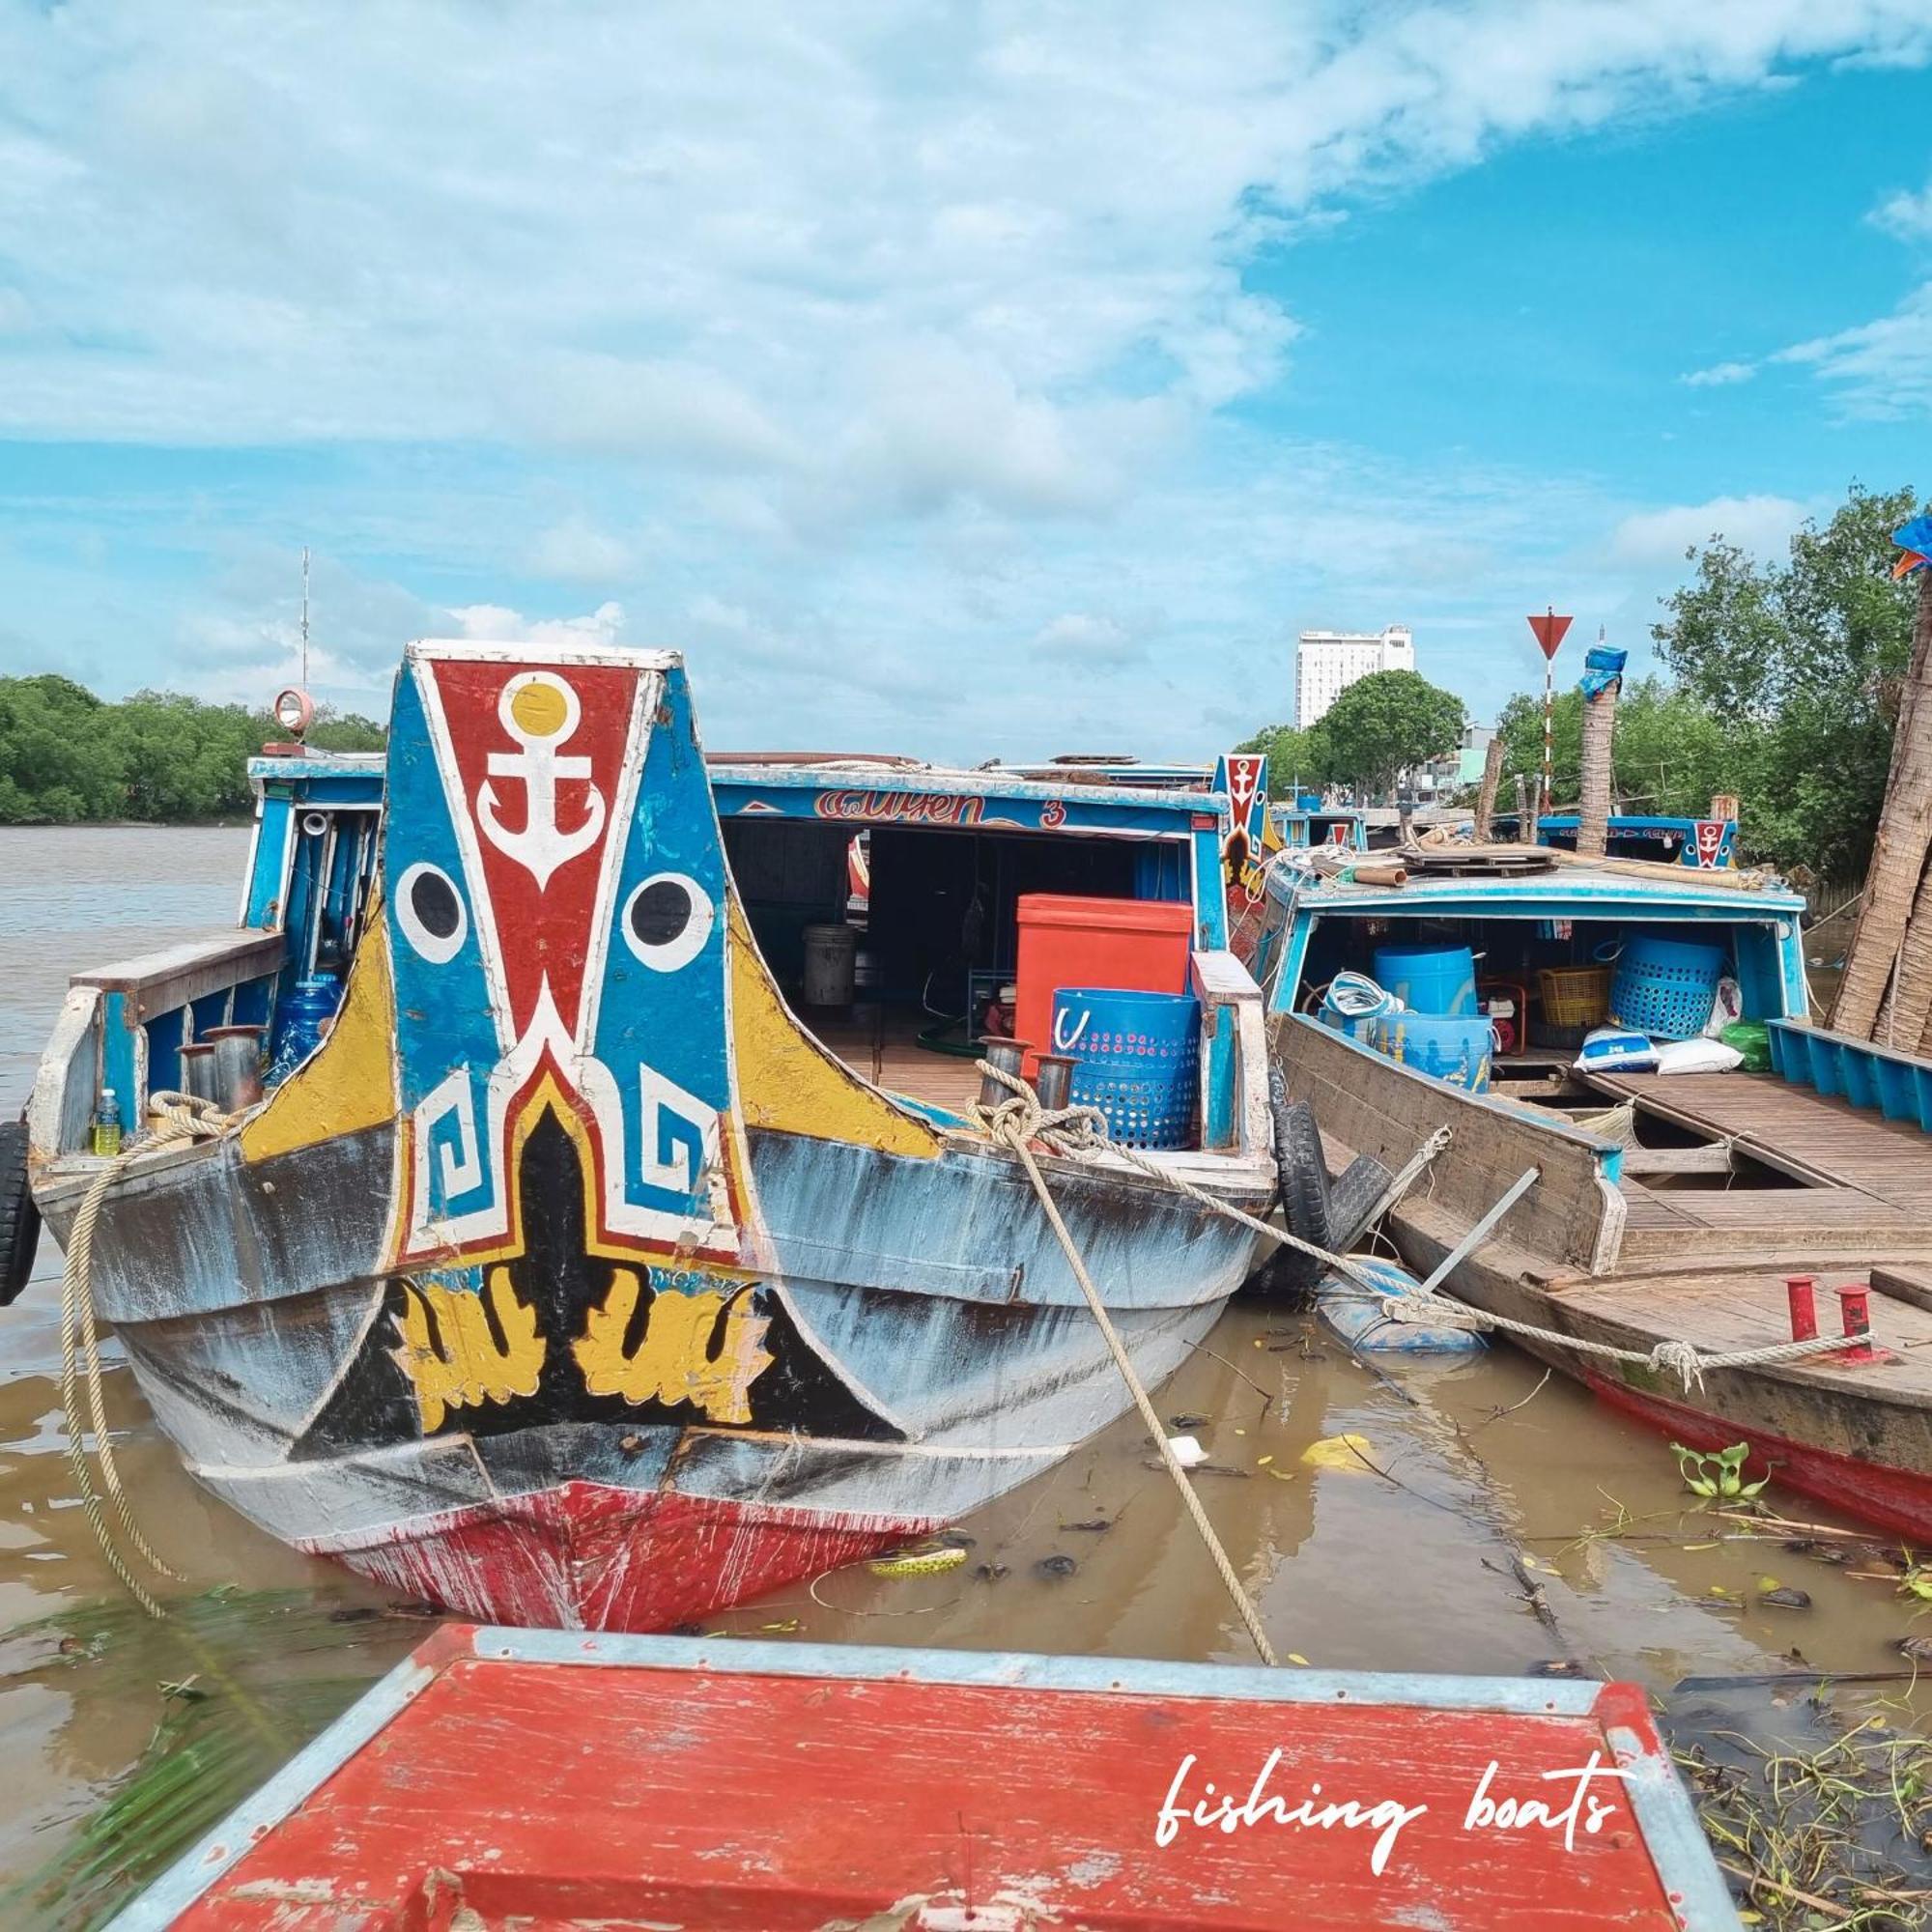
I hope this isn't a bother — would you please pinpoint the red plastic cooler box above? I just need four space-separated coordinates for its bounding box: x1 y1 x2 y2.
1013 894 1194 1076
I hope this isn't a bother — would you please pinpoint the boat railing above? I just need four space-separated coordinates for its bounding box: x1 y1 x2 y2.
29 932 286 1156
1767 1016 1932 1132
1189 950 1268 1153
1273 1011 1628 1274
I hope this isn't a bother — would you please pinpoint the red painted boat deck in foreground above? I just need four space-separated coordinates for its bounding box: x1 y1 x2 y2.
116 1628 1737 1932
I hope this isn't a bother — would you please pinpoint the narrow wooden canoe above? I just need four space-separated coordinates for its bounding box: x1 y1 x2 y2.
110 1627 1737 1931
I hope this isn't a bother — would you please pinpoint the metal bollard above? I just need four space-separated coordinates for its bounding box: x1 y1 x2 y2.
1035 1054 1076 1113
179 1042 218 1102
202 1025 266 1111
1785 1274 1817 1343
1836 1284 1876 1361
978 1037 1031 1113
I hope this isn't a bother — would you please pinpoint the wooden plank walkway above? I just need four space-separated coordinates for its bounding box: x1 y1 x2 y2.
1590 1069 1932 1211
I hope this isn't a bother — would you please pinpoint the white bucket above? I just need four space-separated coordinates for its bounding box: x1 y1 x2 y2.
802 922 858 1006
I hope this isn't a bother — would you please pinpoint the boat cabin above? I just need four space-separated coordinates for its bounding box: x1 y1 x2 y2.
1519 811 1739 869
710 761 1226 1124
32 738 1260 1162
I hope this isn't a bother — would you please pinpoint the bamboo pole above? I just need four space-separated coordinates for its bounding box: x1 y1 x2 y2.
1831 567 1932 1038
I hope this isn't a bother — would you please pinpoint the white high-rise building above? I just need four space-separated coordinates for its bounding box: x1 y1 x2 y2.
1294 625 1414 728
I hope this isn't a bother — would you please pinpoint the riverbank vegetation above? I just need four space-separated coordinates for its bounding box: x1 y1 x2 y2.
0 677 384 825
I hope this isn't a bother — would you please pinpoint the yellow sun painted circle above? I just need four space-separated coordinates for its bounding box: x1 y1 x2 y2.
509 678 570 738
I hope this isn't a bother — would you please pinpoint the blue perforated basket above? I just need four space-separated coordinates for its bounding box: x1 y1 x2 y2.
1607 935 1726 1041
1050 987 1200 1150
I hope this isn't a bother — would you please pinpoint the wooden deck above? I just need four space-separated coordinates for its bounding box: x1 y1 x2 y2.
811 1004 983 1116
1582 1069 1932 1258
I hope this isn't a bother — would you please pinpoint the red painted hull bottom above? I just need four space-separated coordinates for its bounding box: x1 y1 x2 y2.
1582 1370 1932 1542
302 1483 937 1631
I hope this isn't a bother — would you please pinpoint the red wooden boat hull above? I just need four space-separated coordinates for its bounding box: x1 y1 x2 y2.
119 1628 1738 1931
1583 1369 1932 1543
305 1480 932 1630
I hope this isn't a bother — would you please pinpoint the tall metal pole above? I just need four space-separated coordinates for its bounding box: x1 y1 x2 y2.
299 545 311 689
1542 647 1553 814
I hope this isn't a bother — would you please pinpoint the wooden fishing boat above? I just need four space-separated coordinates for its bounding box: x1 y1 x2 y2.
1262 849 1932 1541
22 639 1278 1630
107 1625 1737 1931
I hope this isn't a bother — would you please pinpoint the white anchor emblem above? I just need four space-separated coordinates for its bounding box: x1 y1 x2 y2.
477 672 608 888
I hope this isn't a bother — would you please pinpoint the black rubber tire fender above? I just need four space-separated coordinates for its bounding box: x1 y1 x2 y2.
0 1119 41 1309
1266 1071 1332 1295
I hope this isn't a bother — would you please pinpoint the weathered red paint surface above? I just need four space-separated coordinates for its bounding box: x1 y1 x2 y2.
311 1483 933 1631
167 1629 1706 1931
1583 1370 1932 1541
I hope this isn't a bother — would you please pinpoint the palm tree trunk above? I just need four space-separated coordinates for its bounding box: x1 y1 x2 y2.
1833 568 1932 1038
1576 676 1619 860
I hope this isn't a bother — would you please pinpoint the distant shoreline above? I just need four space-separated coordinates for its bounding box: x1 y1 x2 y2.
0 819 255 832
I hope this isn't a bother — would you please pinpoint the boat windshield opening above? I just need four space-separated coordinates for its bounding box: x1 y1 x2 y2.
721 815 1194 1120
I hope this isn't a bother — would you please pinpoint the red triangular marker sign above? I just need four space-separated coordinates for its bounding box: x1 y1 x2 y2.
1527 611 1574 660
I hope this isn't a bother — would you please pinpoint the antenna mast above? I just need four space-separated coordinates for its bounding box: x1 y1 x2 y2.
299 546 311 688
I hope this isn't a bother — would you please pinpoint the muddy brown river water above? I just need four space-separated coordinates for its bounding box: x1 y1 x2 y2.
2 825 1928 1921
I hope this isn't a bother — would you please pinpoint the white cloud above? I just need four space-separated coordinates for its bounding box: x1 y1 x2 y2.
526 520 636 584
1031 613 1145 667
1609 494 1811 565
1776 281 1932 415
1871 185 1932 241
1681 359 1756 387
4 2 1927 747
0 0 1920 493
451 601 630 649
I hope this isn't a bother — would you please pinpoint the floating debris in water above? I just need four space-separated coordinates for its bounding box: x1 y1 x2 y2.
867 1547 968 1580
1034 1554 1078 1579
1301 1433 1376 1474
1757 1587 1812 1611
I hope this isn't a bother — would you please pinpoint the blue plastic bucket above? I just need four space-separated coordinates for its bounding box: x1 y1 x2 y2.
1050 986 1200 1149
1372 943 1477 1016
1608 935 1725 1041
1371 1010 1495 1092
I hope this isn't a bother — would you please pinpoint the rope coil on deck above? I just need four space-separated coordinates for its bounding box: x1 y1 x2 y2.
61 1090 239 1617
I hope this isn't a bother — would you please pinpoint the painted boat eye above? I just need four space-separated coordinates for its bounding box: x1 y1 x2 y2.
621 871 713 972
396 862 469 963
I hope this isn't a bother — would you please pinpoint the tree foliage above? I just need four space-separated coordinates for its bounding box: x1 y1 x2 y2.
1493 677 1749 823
1650 482 1923 880
1235 720 1332 788
0 677 387 825
1315 668 1465 799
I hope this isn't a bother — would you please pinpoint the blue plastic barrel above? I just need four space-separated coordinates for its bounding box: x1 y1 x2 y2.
1050 987 1200 1149
1372 943 1477 1016
268 973 345 1086
1608 935 1726 1040
1370 1010 1495 1092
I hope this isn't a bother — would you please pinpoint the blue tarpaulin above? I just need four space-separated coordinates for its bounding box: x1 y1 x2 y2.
1893 514 1932 576
1577 644 1627 698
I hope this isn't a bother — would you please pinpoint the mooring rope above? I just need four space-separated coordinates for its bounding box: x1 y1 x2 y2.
968 1071 1280 1665
60 1090 236 1618
972 1060 1860 1406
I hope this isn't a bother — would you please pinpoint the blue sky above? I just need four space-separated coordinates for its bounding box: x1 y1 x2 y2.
1 3 1929 760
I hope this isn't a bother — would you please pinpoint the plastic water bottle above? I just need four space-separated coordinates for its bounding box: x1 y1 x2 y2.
92 1088 123 1158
